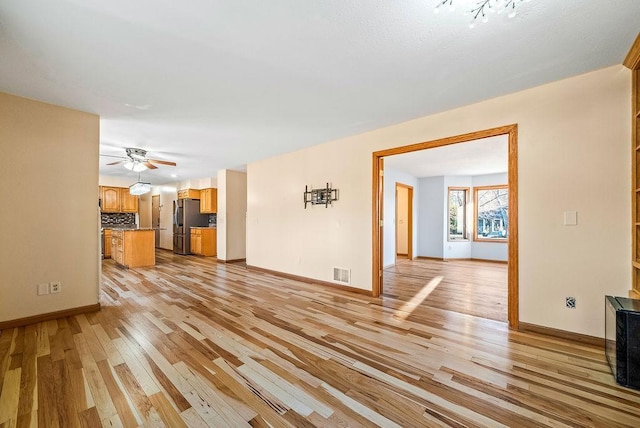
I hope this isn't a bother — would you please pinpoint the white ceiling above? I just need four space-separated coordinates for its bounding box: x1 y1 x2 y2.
1 1 638 185
384 134 508 178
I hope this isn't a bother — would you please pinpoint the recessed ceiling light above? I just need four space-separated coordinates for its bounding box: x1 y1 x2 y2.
171 174 177 178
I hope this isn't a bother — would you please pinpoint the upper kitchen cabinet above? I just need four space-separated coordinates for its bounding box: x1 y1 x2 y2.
100 186 138 213
120 188 139 213
200 188 217 214
178 189 201 199
101 186 121 213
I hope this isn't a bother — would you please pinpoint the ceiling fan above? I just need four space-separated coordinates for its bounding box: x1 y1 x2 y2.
103 148 176 172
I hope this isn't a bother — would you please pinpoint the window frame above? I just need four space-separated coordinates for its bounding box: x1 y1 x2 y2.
474 184 509 243
447 186 469 242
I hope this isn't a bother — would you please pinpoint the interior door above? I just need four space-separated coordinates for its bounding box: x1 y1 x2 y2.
152 195 160 248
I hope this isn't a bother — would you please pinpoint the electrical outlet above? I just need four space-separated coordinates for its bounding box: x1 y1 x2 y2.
50 281 61 294
37 283 50 296
565 297 576 309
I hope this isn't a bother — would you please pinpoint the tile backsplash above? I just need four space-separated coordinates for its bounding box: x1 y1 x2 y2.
101 213 135 226
101 212 213 227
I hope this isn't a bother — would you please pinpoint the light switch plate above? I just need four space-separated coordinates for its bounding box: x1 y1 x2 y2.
37 283 50 295
564 211 577 226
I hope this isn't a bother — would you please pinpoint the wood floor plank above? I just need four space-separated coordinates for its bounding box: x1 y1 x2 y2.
16 325 37 419
112 363 164 426
51 358 81 428
35 324 49 358
36 355 59 428
0 368 21 426
77 407 101 428
95 360 139 427
148 392 189 428
72 334 118 421
66 367 92 413
15 410 37 428
109 337 161 397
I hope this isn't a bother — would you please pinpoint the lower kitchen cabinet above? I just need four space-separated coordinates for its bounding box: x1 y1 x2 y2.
104 229 112 258
190 227 216 257
110 229 155 268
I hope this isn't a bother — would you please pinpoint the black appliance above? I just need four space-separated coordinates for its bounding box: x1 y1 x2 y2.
173 198 209 255
605 295 640 390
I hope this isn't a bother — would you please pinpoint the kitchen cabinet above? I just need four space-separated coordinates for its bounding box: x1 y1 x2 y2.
104 229 112 258
111 229 155 268
120 188 139 212
100 186 139 213
190 227 216 256
178 189 201 199
190 230 200 255
200 188 217 214
101 186 121 213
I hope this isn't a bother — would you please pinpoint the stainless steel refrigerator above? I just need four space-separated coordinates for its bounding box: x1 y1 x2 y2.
173 198 209 254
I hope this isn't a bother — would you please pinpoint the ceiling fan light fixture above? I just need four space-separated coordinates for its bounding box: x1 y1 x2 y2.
123 160 148 172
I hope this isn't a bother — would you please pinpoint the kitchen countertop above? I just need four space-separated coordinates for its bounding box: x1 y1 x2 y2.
190 226 217 229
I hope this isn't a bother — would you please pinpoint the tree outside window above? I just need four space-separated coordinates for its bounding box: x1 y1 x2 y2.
448 187 468 241
474 185 508 241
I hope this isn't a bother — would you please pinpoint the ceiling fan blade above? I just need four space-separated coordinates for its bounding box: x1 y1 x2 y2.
144 161 158 170
147 159 176 166
106 160 125 165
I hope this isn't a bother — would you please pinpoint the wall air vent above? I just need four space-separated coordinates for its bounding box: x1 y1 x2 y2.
333 267 351 285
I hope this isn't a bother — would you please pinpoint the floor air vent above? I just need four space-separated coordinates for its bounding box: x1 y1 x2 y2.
333 267 351 285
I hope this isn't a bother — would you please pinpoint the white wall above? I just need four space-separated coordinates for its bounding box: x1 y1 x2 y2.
217 170 247 261
247 65 631 338
138 193 152 228
178 177 217 190
417 177 444 258
471 173 508 261
0 92 100 322
383 168 419 266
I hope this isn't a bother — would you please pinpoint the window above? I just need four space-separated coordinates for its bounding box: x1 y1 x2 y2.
474 185 508 241
448 187 468 240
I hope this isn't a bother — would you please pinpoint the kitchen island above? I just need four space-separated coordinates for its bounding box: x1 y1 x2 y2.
110 229 155 268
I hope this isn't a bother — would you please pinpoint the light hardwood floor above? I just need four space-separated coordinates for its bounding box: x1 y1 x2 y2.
1 251 639 427
384 258 508 322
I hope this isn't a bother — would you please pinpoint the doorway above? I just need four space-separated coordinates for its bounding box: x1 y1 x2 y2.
152 195 160 248
395 183 413 261
372 124 519 328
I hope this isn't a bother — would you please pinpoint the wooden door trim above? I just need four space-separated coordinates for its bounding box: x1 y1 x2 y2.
372 124 519 329
395 184 400 262
623 32 640 70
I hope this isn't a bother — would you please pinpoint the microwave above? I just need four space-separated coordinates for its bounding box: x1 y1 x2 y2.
605 296 640 390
